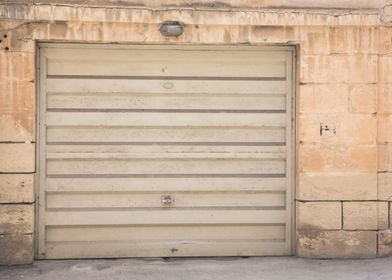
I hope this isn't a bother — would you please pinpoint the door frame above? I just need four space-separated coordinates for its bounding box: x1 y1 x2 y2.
34 42 297 259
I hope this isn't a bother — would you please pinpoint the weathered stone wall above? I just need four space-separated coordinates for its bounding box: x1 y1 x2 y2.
377 26 392 257
0 2 392 264
5 0 392 9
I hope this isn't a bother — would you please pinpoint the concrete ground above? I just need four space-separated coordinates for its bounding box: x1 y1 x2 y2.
1 257 392 280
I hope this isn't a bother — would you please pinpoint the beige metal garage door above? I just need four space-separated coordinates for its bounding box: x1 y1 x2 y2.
37 44 294 259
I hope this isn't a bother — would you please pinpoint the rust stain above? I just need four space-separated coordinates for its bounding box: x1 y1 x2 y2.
170 248 179 253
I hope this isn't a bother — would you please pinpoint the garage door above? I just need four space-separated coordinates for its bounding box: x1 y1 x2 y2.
37 44 294 259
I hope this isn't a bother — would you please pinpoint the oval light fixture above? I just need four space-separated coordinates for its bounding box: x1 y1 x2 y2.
159 21 184 37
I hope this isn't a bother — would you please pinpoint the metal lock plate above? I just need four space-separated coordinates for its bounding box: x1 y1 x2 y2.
161 195 175 207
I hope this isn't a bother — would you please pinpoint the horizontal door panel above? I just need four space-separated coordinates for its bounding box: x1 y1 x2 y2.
46 144 287 154
47 127 286 143
47 79 287 94
44 240 290 258
46 224 286 242
48 60 286 78
46 112 287 127
46 177 287 192
47 92 286 110
46 191 286 209
46 48 288 77
46 152 286 160
45 209 288 226
46 158 286 175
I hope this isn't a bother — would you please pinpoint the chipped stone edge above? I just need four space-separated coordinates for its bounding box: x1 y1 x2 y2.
0 3 382 26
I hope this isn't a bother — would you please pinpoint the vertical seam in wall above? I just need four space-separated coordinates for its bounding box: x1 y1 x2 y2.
388 201 391 229
33 40 39 260
376 26 381 255
341 201 344 230
291 47 298 256
376 200 379 256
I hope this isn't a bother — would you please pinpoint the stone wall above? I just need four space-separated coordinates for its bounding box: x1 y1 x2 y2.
0 2 392 264
377 26 392 257
6 0 392 9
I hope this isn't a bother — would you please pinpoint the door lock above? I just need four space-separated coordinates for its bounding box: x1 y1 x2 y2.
161 195 175 207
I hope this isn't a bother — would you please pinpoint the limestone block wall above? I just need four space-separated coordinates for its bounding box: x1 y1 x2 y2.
377 27 392 257
0 2 392 264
